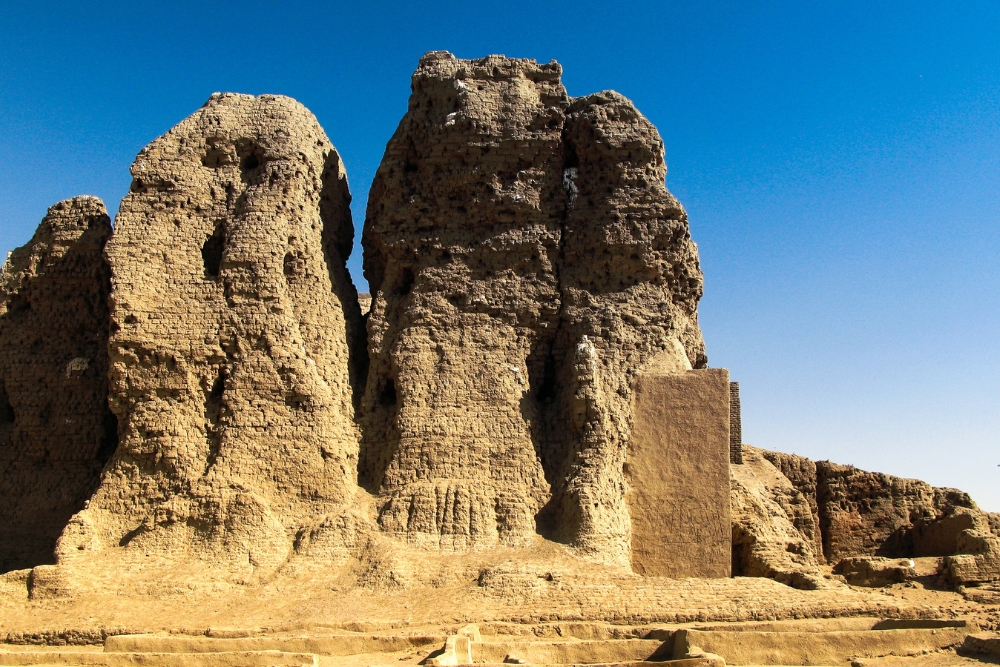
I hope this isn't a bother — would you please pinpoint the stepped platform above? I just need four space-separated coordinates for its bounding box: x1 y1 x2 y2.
1 618 997 667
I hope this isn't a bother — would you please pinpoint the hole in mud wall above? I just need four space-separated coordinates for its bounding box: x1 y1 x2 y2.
208 370 226 412
397 268 415 297
202 225 225 279
0 382 14 425
283 252 296 279
241 152 260 174
731 525 751 577
379 379 397 407
7 295 31 316
563 141 580 170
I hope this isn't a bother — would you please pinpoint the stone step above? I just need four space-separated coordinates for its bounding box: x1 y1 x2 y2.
0 651 316 667
672 627 969 666
687 617 971 634
471 639 668 665
471 661 721 667
104 635 440 656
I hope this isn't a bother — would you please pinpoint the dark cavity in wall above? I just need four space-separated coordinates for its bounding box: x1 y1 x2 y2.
202 224 225 279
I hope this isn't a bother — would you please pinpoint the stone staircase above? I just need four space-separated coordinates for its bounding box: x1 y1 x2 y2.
0 619 995 667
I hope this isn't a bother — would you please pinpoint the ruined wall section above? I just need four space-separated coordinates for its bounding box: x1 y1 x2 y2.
361 53 707 564
761 449 986 563
360 53 567 549
0 197 114 572
816 462 975 561
537 92 705 562
761 450 824 561
731 448 822 590
65 94 362 578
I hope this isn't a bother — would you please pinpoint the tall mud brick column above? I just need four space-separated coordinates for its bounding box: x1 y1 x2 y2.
627 369 731 578
361 52 708 565
360 53 566 550
729 381 743 464
59 94 363 581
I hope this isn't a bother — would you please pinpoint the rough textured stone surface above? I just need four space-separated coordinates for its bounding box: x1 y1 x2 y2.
730 447 822 589
816 462 956 560
360 52 705 565
762 449 986 563
761 450 824 560
832 556 917 587
0 197 115 573
63 93 363 579
728 382 742 465
627 369 730 578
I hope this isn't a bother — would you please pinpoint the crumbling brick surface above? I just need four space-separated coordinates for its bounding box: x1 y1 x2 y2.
61 94 363 581
729 382 742 465
761 450 824 561
761 448 989 564
731 447 823 589
0 197 114 573
360 52 705 565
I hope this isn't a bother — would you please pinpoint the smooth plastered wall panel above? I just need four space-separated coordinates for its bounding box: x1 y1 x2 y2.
627 368 731 578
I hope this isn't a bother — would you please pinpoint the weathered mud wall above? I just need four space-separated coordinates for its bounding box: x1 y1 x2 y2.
761 450 824 560
0 197 114 573
731 448 822 589
761 449 988 563
62 94 363 578
538 91 705 562
360 52 705 564
359 53 567 552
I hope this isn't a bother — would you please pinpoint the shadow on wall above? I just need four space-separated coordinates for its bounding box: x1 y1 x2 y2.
0 197 116 573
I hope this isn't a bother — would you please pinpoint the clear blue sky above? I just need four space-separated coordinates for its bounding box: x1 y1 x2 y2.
2 1 998 510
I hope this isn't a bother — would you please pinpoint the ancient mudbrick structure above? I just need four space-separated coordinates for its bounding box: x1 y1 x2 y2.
60 94 364 579
0 197 115 572
360 53 705 564
2 55 999 656
728 381 742 464
760 448 1000 575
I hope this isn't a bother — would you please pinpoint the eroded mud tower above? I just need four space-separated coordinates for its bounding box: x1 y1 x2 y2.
360 52 710 567
59 94 364 579
0 197 115 572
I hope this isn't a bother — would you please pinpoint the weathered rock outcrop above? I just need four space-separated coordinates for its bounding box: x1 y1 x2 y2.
760 450 823 559
731 448 822 589
0 197 115 573
360 52 705 564
816 461 976 561
759 448 1000 584
762 450 983 562
60 94 363 579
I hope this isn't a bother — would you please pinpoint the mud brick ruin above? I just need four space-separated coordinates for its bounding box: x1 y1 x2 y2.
1 52 999 667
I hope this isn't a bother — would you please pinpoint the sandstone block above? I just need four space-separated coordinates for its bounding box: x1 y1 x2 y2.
626 369 731 578
0 197 114 573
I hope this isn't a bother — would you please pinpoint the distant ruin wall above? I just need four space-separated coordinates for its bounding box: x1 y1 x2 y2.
0 197 114 573
761 449 981 563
